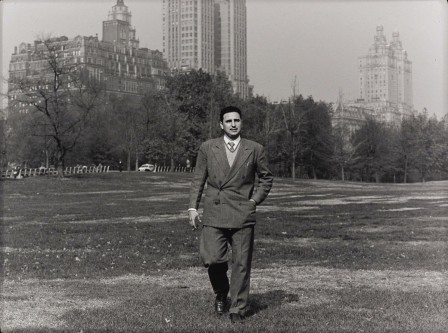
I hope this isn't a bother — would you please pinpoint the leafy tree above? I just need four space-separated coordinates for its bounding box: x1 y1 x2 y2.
243 95 281 149
397 116 418 183
302 100 333 179
208 71 237 139
164 69 235 167
409 111 446 182
139 90 185 170
109 95 141 171
351 118 395 182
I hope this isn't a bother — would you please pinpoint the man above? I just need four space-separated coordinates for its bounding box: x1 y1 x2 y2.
188 106 273 323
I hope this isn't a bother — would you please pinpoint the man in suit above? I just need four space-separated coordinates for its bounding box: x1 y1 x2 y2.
188 106 273 323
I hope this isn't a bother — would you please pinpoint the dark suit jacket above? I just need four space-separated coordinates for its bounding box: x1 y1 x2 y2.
189 137 273 228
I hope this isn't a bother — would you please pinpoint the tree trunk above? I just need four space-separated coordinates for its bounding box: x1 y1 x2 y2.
56 148 65 178
291 151 296 181
312 166 317 180
57 164 64 178
135 151 139 171
341 165 345 181
208 102 214 139
375 171 380 183
170 157 175 172
403 156 408 183
127 148 131 171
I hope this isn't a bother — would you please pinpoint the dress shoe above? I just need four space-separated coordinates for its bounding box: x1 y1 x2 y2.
214 296 228 315
229 313 244 323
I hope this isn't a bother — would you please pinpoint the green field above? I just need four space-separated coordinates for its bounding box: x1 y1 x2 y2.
1 173 447 332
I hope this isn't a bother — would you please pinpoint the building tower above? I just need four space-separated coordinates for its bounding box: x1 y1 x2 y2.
103 0 139 48
162 0 249 98
358 25 413 122
8 0 169 108
333 26 414 130
214 0 248 99
162 0 215 73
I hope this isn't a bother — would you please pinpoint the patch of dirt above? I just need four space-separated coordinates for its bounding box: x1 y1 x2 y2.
58 190 135 195
257 205 318 212
128 193 186 202
2 216 25 221
66 213 186 224
378 207 423 212
3 264 447 330
2 280 115 330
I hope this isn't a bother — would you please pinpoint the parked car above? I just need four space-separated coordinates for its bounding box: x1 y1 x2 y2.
138 163 155 172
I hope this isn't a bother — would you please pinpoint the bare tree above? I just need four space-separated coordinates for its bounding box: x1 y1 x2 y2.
8 36 103 177
331 124 362 181
280 95 308 181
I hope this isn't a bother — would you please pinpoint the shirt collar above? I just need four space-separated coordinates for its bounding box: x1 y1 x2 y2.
223 135 241 147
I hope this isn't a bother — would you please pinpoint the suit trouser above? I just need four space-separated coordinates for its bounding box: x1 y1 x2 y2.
200 225 255 315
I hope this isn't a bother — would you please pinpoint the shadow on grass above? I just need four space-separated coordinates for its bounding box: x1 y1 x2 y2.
247 289 300 317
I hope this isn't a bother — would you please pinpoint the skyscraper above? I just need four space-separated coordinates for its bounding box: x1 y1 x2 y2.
358 25 413 120
162 0 249 99
162 0 215 73
214 0 248 98
333 26 414 129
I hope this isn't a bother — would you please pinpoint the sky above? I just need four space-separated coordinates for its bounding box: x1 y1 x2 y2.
1 0 447 119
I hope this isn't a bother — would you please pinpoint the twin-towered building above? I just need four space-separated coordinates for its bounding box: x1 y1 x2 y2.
333 25 415 130
162 0 250 99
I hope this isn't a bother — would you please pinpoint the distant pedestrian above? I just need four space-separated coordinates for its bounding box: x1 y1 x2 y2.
118 160 123 172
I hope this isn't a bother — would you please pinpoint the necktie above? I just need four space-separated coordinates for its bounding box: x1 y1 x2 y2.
228 141 235 152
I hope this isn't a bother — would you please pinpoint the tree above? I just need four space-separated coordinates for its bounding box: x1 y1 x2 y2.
397 116 418 183
302 100 333 179
139 90 183 170
115 96 138 171
351 118 395 182
331 123 360 181
279 95 310 180
409 111 446 182
8 37 103 177
208 71 237 139
164 69 235 168
243 96 281 149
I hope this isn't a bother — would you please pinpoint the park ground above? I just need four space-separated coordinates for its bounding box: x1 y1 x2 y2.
1 172 447 332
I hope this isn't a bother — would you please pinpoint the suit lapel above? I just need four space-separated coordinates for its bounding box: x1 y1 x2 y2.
222 139 252 186
212 138 231 178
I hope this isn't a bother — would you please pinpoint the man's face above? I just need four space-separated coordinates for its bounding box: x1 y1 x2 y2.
220 112 242 140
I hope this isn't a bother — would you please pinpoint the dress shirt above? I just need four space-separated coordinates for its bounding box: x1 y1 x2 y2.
224 135 241 152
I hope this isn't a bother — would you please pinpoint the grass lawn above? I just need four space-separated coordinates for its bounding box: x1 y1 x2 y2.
1 172 447 332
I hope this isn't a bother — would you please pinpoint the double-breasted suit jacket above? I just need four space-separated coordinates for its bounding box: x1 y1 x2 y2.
189 137 273 229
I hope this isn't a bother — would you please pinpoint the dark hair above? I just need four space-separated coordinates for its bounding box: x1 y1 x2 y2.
219 106 241 122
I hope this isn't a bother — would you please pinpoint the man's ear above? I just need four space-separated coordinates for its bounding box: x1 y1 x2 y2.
219 122 223 130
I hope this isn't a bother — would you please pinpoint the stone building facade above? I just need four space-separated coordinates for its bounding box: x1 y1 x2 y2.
8 0 169 111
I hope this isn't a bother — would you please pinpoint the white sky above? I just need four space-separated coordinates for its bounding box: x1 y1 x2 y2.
1 0 447 119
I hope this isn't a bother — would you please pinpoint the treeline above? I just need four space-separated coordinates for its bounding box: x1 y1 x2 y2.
333 113 448 183
4 69 448 182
